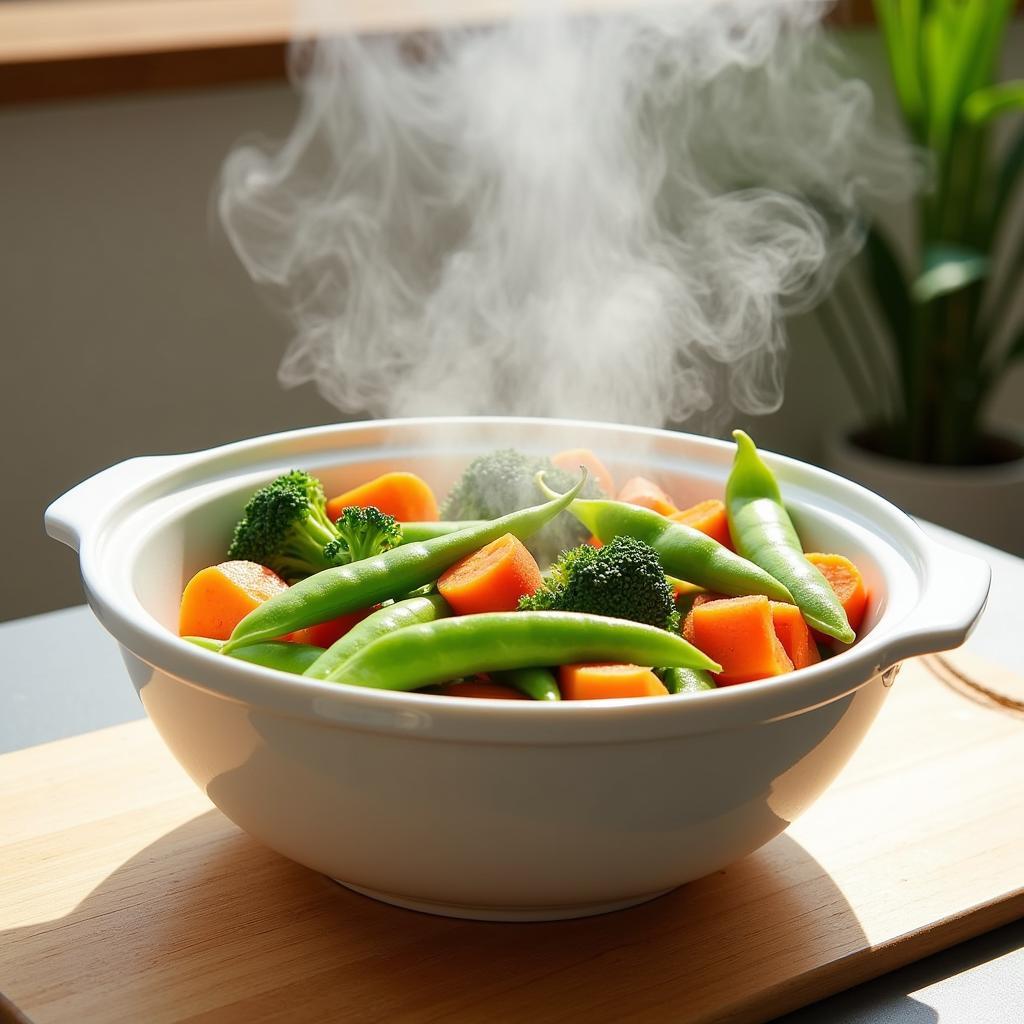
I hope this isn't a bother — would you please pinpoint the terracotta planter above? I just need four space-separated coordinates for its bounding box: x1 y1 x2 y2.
825 429 1024 556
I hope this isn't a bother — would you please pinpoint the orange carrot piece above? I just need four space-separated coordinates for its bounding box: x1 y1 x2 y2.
327 472 438 523
805 553 869 635
288 606 377 648
686 595 794 686
559 663 668 700
670 499 733 549
437 681 528 700
616 476 677 516
681 592 728 643
438 533 544 615
179 560 288 641
551 448 615 496
769 603 821 670
587 535 604 549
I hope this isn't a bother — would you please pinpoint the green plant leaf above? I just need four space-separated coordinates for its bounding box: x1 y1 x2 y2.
911 245 990 303
1007 327 1024 365
990 119 1024 236
964 81 1024 123
874 0 924 134
863 226 912 348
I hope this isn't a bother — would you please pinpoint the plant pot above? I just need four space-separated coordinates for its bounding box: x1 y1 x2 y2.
825 428 1024 556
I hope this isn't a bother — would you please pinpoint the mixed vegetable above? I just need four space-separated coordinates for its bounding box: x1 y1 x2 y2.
177 432 870 701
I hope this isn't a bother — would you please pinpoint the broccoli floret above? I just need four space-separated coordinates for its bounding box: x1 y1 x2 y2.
324 505 402 564
518 535 680 632
440 449 606 565
227 470 346 582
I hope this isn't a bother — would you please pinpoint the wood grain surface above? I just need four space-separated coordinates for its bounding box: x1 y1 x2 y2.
1 652 1022 1024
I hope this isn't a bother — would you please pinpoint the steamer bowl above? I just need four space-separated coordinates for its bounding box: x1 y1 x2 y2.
45 418 989 921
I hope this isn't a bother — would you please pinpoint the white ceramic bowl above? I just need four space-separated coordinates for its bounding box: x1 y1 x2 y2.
46 417 990 921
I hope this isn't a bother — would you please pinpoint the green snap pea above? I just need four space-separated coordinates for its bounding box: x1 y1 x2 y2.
334 612 721 692
306 595 452 681
399 521 488 544
185 636 324 674
490 666 561 701
536 475 793 604
725 431 854 644
222 474 587 652
659 666 716 694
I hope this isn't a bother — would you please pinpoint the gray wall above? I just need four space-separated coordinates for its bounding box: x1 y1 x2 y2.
2 32 1022 621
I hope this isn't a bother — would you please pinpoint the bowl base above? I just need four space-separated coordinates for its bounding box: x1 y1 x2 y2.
332 879 675 921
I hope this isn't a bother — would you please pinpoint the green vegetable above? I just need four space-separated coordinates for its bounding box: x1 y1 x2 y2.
227 470 346 583
324 505 402 563
221 473 588 652
518 535 680 632
398 521 488 543
490 666 561 701
334 612 721 692
536 474 793 604
659 666 716 694
185 636 324 674
725 430 854 643
304 594 452 681
440 449 606 564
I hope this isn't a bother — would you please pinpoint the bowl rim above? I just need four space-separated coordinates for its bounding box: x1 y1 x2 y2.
48 416 990 743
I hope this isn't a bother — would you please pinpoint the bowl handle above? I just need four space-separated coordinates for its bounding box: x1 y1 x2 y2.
885 539 991 664
45 454 191 553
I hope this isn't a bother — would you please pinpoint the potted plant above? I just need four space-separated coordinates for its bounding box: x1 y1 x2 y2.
822 0 1024 552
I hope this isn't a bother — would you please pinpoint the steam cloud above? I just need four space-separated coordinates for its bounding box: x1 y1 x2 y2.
220 0 912 429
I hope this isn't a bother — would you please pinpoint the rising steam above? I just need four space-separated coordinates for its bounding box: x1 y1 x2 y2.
219 0 912 428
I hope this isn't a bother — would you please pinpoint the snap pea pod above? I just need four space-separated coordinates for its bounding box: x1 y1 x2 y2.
306 594 452 681
222 474 587 652
490 666 561 701
536 475 793 604
185 636 324 674
726 430 854 643
334 612 721 692
399 521 488 544
659 666 716 694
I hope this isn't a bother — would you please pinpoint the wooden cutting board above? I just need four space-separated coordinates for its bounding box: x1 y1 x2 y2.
1 653 1022 1024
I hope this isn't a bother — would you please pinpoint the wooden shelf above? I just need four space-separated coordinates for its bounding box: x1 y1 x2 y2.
0 0 878 106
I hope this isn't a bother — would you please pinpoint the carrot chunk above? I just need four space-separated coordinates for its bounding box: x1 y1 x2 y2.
670 499 733 549
327 472 438 523
179 560 289 641
681 592 728 643
551 448 616 496
805 553 868 635
616 476 677 516
559 663 669 700
438 534 544 615
288 607 376 648
686 595 794 686
770 602 821 670
437 681 527 700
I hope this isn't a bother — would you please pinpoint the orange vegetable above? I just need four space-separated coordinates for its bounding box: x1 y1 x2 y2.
551 448 616 496
616 476 677 516
805 553 868 635
179 560 288 641
769 602 821 670
681 592 727 643
327 472 438 523
559 663 668 700
288 607 376 648
686 595 794 686
587 535 604 549
437 681 527 700
438 534 544 615
670 499 732 549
